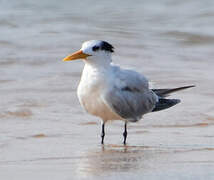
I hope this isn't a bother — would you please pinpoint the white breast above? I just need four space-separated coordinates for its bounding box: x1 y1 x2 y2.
77 64 122 122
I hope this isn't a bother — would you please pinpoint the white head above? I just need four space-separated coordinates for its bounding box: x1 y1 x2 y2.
63 40 114 65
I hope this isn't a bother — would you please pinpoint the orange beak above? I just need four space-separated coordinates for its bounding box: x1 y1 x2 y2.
63 50 90 61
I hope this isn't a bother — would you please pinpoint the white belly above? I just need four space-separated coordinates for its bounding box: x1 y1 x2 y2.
78 84 122 122
77 69 122 122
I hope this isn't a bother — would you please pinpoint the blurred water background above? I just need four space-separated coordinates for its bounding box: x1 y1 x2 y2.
1 0 214 179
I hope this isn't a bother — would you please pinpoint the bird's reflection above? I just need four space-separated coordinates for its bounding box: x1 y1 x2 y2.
76 144 158 177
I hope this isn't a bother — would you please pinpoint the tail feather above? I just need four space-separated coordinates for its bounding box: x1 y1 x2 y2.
152 85 195 97
152 98 180 112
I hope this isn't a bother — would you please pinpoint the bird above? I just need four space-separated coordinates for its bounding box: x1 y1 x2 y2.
62 40 194 145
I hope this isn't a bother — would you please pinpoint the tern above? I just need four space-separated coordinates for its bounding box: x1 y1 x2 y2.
63 40 194 145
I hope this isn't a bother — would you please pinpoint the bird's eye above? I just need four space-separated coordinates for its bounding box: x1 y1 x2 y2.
92 46 99 51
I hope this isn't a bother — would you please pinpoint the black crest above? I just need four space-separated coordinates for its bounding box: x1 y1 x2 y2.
100 41 114 53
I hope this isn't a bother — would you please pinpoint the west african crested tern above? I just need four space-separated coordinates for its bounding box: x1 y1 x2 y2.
63 40 194 145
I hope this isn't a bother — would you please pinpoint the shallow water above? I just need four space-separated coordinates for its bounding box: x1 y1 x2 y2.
1 0 214 179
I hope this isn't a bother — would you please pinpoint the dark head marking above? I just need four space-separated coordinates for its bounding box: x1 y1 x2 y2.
92 46 99 51
100 41 114 53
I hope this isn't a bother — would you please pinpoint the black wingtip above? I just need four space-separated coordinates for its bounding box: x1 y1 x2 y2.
182 85 195 88
152 98 181 112
152 85 195 97
169 85 196 91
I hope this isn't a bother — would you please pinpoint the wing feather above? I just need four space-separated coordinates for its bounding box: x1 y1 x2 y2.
102 66 157 122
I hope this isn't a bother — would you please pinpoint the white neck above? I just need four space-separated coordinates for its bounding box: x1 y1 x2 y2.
83 53 112 70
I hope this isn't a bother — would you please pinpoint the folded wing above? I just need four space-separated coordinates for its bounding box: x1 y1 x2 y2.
102 67 157 122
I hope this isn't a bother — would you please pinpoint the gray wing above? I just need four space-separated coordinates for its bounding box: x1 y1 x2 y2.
102 67 157 122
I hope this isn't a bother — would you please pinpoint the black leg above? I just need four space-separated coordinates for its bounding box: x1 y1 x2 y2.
101 122 105 144
123 122 127 145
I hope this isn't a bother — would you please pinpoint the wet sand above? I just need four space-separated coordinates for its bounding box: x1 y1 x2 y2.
1 0 214 179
